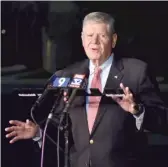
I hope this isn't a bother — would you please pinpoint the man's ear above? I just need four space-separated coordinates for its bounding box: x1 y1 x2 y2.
112 33 117 48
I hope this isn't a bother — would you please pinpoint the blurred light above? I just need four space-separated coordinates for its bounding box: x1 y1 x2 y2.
1 29 6 34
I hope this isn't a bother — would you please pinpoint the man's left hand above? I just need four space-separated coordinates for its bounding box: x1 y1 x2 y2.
111 83 139 115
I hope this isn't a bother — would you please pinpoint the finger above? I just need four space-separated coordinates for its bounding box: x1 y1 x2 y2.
6 131 17 138
5 127 11 132
124 92 134 102
5 126 20 132
125 87 132 95
129 93 133 100
26 119 34 126
120 83 127 95
119 94 127 101
63 91 67 96
9 120 24 126
9 136 22 144
111 95 122 103
5 126 15 132
64 97 68 102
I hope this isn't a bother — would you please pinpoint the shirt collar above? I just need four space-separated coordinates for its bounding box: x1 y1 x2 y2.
89 53 114 75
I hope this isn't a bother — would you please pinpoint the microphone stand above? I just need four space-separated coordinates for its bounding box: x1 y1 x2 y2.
57 88 79 167
64 110 69 167
40 88 64 167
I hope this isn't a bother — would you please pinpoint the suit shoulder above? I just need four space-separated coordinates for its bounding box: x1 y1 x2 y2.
64 60 87 71
54 59 88 76
121 58 147 69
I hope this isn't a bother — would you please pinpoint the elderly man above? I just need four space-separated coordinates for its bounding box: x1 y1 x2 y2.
5 12 166 167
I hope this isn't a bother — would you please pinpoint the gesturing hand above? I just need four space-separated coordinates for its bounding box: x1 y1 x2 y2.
111 83 138 114
5 119 39 144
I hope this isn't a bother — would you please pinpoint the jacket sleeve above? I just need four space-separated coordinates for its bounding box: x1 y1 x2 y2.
138 64 168 134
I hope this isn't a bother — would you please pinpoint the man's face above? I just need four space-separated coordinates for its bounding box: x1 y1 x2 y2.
81 21 117 64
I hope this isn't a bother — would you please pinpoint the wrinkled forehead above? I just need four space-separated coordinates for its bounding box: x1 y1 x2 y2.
82 21 110 34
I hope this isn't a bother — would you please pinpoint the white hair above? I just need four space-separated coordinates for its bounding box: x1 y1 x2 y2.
82 12 115 34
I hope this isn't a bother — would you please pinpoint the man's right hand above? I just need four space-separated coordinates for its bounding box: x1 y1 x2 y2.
5 119 39 144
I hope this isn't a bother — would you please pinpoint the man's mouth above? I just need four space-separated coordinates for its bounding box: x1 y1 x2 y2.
91 48 99 51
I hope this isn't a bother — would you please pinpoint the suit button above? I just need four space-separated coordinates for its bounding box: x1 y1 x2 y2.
90 139 94 144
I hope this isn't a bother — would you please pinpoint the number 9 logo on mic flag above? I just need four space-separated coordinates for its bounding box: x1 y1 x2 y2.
53 77 71 87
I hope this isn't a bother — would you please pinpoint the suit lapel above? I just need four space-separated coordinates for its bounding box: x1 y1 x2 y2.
103 57 124 91
90 57 124 136
69 59 90 136
70 59 89 106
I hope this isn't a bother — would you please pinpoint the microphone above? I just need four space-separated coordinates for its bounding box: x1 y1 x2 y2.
53 66 89 101
31 65 89 123
30 74 58 113
31 69 72 110
63 65 90 107
58 73 88 128
46 76 72 121
48 66 89 126
30 72 68 124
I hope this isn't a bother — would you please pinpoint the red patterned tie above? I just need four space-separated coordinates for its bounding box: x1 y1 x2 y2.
87 67 102 133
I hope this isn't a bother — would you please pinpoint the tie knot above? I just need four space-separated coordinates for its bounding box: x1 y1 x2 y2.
94 67 102 76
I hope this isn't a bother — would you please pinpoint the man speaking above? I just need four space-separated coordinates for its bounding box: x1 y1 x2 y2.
5 12 167 167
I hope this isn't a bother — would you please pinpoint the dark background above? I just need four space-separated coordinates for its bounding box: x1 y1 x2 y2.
1 1 168 167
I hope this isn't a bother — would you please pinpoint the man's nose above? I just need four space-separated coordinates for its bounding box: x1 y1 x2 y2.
91 35 99 44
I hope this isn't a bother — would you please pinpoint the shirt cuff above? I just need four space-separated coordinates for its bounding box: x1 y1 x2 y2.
33 128 42 142
134 107 145 130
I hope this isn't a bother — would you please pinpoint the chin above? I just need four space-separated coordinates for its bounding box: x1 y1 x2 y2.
88 54 101 61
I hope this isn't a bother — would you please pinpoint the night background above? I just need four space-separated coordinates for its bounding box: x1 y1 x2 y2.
1 1 168 167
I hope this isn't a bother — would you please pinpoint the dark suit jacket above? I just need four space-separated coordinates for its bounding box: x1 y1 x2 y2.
38 56 166 167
